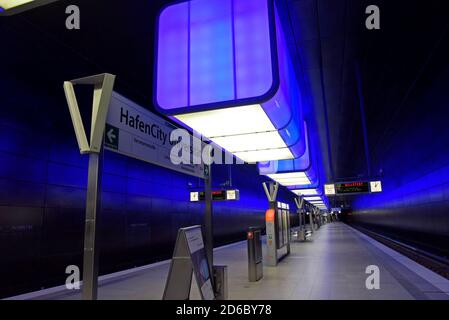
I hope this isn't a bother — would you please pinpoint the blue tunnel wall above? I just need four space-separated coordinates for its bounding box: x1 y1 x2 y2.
0 1 299 298
0 74 298 299
351 53 449 257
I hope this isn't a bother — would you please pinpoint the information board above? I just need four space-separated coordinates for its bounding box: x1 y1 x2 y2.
163 226 215 300
336 181 370 194
325 181 383 195
190 190 240 202
184 227 215 300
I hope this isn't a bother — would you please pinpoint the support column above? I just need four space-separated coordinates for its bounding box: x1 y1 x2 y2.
204 164 214 288
82 147 103 300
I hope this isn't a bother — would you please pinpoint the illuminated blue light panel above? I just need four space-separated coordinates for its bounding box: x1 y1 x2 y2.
155 0 305 163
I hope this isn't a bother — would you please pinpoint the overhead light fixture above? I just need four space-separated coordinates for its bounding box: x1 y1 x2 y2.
259 122 320 186
304 196 322 201
154 0 306 162
267 172 311 186
0 0 59 15
292 188 320 196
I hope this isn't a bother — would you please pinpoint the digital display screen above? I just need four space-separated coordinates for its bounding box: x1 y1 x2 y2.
198 191 226 201
335 182 370 194
191 189 239 202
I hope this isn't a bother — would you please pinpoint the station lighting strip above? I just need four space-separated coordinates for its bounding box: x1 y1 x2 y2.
303 196 322 201
0 0 34 9
266 172 311 187
176 105 294 163
292 189 320 196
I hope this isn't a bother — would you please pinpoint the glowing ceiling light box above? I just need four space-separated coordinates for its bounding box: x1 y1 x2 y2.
292 188 320 196
154 0 305 163
304 196 322 202
259 122 318 186
0 0 59 15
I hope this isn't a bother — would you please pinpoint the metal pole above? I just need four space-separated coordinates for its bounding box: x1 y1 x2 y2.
204 164 214 288
82 147 103 300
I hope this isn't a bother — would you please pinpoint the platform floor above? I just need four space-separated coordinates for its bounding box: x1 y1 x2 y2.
16 222 449 300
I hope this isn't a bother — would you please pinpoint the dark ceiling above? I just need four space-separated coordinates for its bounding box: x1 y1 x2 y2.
286 0 449 183
1 0 449 191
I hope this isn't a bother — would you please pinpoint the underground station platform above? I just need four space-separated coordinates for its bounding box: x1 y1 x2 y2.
2 0 449 315
7 222 449 301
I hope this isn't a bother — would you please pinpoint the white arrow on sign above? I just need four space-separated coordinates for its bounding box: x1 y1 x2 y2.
107 128 116 143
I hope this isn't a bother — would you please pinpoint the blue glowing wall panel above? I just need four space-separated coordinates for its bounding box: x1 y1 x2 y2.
156 3 189 108
189 0 235 104
234 0 273 100
156 0 274 110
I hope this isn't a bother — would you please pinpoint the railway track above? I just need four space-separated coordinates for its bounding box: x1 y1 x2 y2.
351 225 449 281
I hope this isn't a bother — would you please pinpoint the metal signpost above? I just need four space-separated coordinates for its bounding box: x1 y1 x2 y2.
64 77 217 299
263 182 278 266
294 196 308 241
204 165 214 287
63 73 116 300
262 182 291 267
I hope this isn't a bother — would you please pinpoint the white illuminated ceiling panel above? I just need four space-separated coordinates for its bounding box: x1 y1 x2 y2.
292 189 319 196
175 104 275 138
0 0 59 15
267 172 311 186
212 131 285 153
304 196 322 201
0 0 34 9
234 148 293 163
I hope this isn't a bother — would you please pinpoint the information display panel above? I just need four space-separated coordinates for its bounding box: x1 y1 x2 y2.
325 181 382 195
276 208 284 249
163 226 215 300
184 227 215 300
282 209 288 247
190 190 240 202
336 182 370 194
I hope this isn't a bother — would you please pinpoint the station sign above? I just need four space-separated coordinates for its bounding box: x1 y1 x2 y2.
325 181 383 195
105 92 205 179
190 189 240 202
370 181 382 193
324 184 336 195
